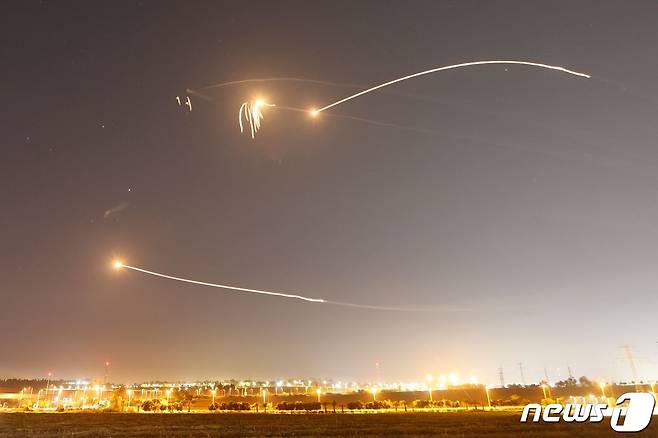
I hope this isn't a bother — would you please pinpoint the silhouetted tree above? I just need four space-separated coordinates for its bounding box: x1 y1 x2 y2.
578 376 593 387
347 401 363 410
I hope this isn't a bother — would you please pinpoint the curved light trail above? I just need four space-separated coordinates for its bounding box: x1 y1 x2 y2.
315 60 590 113
114 261 471 312
116 262 325 303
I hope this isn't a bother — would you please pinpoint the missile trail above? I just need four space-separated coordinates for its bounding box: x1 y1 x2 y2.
315 60 590 113
118 263 326 303
115 262 471 312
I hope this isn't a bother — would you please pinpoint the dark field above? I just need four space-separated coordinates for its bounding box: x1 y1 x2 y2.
2 412 658 438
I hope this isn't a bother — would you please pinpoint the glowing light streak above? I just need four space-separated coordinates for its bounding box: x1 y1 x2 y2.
239 99 275 138
113 261 474 312
315 60 590 113
115 262 325 303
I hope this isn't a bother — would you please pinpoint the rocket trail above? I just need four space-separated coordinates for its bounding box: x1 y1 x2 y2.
315 60 590 113
118 263 325 303
115 262 469 312
219 61 589 138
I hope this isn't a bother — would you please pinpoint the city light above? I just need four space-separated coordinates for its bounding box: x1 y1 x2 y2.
5 374 656 415
599 382 607 398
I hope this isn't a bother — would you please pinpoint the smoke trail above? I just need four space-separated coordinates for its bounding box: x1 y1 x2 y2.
274 105 633 171
323 300 472 313
274 105 440 135
194 77 366 91
186 88 214 102
188 80 457 105
316 60 590 113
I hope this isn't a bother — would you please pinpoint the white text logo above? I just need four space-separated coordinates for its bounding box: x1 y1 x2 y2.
521 392 656 432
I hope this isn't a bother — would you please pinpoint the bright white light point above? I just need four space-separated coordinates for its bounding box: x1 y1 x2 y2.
113 260 123 270
254 99 265 109
309 109 319 117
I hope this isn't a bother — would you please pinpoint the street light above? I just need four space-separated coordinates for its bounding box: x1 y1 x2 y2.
46 372 52 408
316 388 322 403
599 382 607 401
127 389 133 411
485 385 492 409
370 387 378 402
425 375 433 402
94 385 101 408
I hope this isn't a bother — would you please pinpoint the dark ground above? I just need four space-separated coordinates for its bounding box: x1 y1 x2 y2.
1 412 658 438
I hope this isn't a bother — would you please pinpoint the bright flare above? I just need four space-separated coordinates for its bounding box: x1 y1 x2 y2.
112 260 123 270
239 99 275 139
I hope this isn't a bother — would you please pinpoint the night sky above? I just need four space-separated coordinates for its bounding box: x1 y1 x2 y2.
2 1 658 384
